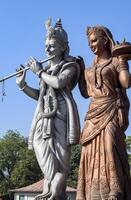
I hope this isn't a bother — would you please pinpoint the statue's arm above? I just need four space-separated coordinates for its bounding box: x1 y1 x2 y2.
20 83 40 100
76 56 89 98
16 70 40 100
118 58 131 89
78 69 89 98
40 64 77 89
119 70 131 89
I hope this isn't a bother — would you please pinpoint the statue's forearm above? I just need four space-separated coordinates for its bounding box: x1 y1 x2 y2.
118 58 131 89
20 83 39 100
40 67 76 89
41 72 62 88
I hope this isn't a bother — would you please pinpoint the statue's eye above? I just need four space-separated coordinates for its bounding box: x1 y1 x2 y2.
92 39 97 43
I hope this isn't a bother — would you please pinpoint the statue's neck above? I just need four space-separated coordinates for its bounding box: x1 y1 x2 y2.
95 52 111 65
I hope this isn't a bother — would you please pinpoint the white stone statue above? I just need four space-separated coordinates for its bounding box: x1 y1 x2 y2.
16 18 80 200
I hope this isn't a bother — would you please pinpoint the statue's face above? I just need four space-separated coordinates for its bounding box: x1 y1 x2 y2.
88 32 105 56
45 38 64 58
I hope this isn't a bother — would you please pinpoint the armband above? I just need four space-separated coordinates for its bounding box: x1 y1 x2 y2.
36 69 44 78
19 82 27 91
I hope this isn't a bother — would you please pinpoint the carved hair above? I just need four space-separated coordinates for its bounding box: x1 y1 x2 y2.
45 18 70 57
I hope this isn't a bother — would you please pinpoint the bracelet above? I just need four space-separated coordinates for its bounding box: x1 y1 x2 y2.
118 56 127 64
118 58 129 69
36 69 44 78
19 82 27 91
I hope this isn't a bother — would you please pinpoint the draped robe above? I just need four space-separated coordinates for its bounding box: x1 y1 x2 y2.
76 58 131 200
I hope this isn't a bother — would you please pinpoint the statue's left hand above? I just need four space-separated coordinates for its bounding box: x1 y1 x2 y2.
27 57 43 74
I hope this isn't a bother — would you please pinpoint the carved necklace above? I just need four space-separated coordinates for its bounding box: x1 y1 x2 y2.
93 57 112 89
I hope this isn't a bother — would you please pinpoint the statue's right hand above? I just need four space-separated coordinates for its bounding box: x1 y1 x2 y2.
76 56 85 79
16 65 26 88
77 56 85 71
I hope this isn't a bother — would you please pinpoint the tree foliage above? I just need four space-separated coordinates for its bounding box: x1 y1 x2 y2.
0 130 130 195
67 144 81 188
126 136 131 169
0 130 42 195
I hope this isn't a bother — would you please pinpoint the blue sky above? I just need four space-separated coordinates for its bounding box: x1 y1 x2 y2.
0 0 131 137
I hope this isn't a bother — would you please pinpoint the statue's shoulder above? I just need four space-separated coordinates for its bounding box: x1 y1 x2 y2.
62 57 80 73
63 57 79 66
60 58 80 89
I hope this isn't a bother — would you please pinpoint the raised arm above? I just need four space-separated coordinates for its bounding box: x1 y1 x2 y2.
40 63 78 89
27 56 80 90
118 57 131 89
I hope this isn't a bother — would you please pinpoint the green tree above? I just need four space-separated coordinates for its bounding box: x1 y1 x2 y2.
126 136 131 171
67 144 81 188
0 130 42 195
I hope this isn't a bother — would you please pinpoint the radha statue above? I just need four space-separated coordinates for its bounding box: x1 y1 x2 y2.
76 26 131 200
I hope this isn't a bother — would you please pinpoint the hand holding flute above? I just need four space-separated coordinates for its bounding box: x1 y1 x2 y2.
16 65 26 89
0 55 55 83
17 55 57 92
0 55 55 100
16 56 43 89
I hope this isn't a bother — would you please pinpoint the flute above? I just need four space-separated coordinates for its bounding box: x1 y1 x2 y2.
0 55 55 83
